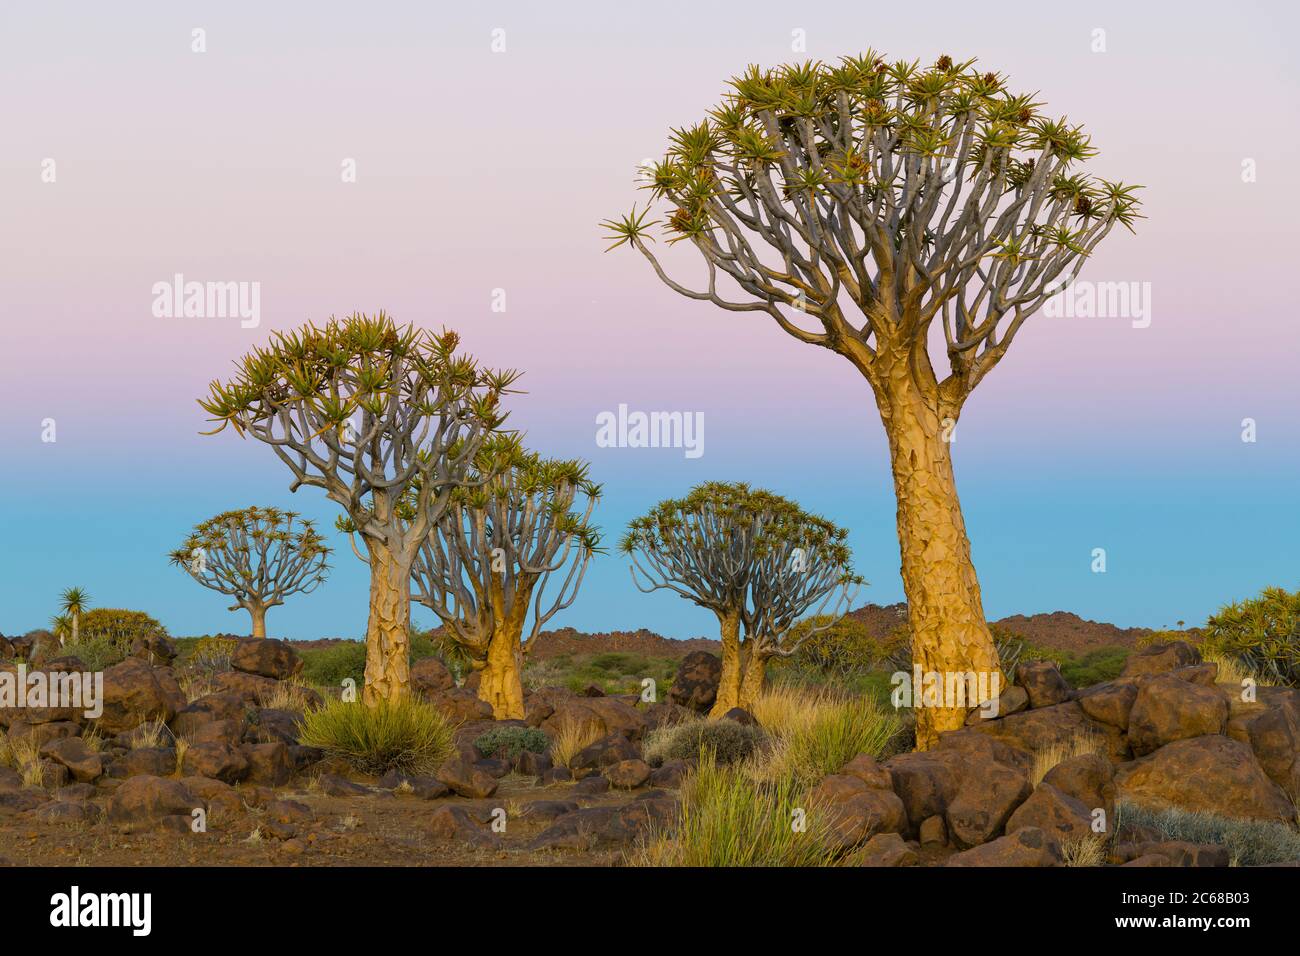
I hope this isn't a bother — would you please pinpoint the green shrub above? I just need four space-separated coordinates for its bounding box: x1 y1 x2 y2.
56 635 126 671
645 719 767 767
474 726 549 760
1203 587 1300 685
191 635 238 673
786 615 899 676
297 697 457 775
630 751 847 867
78 608 168 650
300 642 368 687
1119 802 1300 866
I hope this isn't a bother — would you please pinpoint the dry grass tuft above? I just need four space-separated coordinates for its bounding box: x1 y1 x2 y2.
548 713 604 770
1030 730 1105 786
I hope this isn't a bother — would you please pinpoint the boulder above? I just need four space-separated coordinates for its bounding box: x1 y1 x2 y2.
1126 675 1227 756
606 759 653 790
243 742 293 786
840 754 894 791
113 747 176 778
1042 752 1117 821
182 742 250 784
212 671 283 706
569 733 641 773
93 659 186 735
411 657 454 697
542 698 647 741
882 751 962 829
106 775 201 829
944 826 1063 867
318 773 371 797
1016 661 1073 709
435 757 499 799
1005 784 1096 842
966 684 1029 723
666 651 721 713
856 831 918 867
810 774 907 850
38 737 103 783
426 689 494 723
1121 641 1200 678
944 763 1033 848
1077 681 1139 730
231 638 302 680
1115 735 1295 822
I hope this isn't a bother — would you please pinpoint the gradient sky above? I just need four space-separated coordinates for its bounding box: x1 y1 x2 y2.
2 1 1297 642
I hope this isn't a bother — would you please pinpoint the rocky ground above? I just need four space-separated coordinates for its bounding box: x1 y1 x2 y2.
1 631 1297 867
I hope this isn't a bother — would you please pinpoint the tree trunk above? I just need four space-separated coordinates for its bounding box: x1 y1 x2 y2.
362 545 412 705
737 644 767 712
708 611 743 717
248 605 267 638
875 357 1002 750
479 626 525 719
70 615 79 645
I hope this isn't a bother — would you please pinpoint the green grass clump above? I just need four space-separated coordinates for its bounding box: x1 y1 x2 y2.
1119 802 1300 867
297 697 457 775
474 726 549 761
644 719 767 767
630 750 846 867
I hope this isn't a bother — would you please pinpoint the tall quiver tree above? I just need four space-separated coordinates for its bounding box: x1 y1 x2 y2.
622 482 860 713
604 54 1142 746
404 435 601 719
199 313 517 703
169 507 331 637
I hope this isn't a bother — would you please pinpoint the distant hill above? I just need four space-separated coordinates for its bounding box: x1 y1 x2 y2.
283 604 1195 658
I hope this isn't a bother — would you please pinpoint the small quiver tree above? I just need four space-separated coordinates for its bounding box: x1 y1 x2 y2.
199 312 518 703
622 481 860 713
404 435 602 718
169 506 331 637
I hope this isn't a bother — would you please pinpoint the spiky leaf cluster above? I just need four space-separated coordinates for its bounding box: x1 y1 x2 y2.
199 312 520 555
602 53 1143 407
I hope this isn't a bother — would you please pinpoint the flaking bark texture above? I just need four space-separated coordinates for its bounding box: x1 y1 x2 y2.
363 546 412 704
876 355 1001 749
709 612 743 717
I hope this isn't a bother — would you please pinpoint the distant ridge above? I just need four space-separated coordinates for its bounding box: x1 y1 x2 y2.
286 604 1194 657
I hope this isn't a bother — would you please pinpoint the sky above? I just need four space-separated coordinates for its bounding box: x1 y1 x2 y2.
1 0 1297 642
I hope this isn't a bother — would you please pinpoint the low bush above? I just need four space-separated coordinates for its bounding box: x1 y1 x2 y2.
1118 802 1300 867
78 608 168 651
297 697 457 775
474 726 549 761
56 635 126 671
644 718 767 767
300 642 367 688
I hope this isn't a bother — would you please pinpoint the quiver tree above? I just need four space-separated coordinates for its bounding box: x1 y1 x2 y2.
603 54 1142 746
399 434 602 719
168 506 332 637
622 482 860 713
58 587 91 646
199 312 517 703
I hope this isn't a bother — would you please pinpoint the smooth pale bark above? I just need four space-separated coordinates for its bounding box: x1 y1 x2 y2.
362 545 413 704
478 626 526 719
708 611 743 717
872 351 1002 749
248 604 267 638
